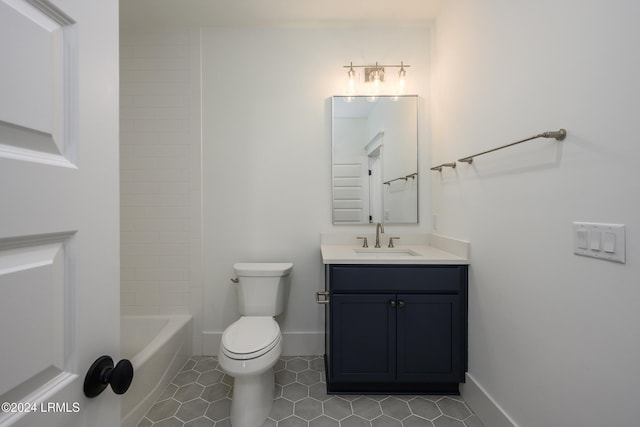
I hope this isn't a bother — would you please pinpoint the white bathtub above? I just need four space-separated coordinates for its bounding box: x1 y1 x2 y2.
121 314 192 427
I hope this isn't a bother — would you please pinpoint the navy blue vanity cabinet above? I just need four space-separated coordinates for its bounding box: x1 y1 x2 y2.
325 264 468 394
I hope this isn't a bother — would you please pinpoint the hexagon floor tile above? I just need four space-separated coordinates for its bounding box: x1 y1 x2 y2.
136 356 485 427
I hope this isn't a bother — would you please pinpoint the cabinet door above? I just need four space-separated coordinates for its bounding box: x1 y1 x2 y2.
331 294 396 383
396 294 463 383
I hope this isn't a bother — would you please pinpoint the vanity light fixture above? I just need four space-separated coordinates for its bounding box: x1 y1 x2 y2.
343 61 410 96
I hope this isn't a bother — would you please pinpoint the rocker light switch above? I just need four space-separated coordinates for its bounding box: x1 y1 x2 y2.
573 222 626 263
589 230 601 251
603 232 616 253
576 229 588 249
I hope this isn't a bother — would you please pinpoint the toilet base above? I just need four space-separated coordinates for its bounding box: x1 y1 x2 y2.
230 368 275 427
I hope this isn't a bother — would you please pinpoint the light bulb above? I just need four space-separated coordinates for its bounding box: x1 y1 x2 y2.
348 70 355 93
372 68 381 95
398 64 407 95
347 63 356 95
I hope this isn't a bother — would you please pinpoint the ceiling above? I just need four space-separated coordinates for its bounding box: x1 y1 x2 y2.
120 0 444 31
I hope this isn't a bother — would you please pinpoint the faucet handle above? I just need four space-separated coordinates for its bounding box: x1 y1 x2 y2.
388 237 400 248
356 236 368 248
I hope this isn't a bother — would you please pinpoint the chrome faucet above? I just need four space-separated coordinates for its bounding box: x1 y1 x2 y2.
375 223 385 248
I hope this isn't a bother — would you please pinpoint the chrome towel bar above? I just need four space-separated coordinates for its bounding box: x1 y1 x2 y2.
458 128 566 164
430 128 567 171
430 163 456 172
383 172 417 185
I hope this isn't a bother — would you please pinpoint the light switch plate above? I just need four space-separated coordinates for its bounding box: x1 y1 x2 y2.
573 222 626 263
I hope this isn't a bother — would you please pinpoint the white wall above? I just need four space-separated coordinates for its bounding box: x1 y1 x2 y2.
201 26 432 354
120 29 203 352
432 1 640 426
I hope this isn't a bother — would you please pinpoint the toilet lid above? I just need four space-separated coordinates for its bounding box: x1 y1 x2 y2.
222 317 281 360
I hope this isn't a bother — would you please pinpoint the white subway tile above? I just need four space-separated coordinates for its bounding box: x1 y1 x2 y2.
120 291 136 306
121 105 190 120
123 241 190 257
134 118 189 132
121 231 160 244
121 268 136 281
158 231 191 243
157 182 191 194
121 82 191 96
120 255 158 269
135 289 160 306
159 281 190 293
135 145 186 158
158 305 190 315
120 95 134 107
133 218 186 232
120 57 189 71
119 145 136 158
122 206 189 220
120 182 163 195
159 291 190 306
132 95 188 108
120 118 135 131
135 268 189 281
121 305 160 316
122 30 189 46
120 157 159 170
120 217 135 232
131 68 190 83
122 194 187 207
157 157 190 169
131 45 188 59
119 45 134 58
131 168 186 183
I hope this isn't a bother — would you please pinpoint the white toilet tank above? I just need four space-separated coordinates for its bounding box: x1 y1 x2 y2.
233 263 293 316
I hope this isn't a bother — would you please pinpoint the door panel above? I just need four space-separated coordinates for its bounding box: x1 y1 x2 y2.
331 294 395 382
396 294 462 383
0 0 119 425
0 234 73 399
0 0 74 166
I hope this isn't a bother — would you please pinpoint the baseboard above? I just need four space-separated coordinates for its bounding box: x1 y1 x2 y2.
201 331 324 357
460 373 519 427
280 332 324 356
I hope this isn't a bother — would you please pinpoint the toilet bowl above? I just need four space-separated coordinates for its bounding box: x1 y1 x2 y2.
219 317 282 426
217 263 292 427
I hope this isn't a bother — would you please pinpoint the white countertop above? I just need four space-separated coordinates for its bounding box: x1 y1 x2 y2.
320 233 470 265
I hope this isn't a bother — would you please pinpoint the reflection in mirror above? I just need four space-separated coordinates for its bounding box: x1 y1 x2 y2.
332 95 418 224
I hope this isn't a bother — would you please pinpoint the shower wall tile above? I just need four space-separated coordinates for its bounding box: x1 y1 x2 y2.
120 28 202 352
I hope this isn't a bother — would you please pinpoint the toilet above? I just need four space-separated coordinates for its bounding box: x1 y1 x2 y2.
218 262 293 427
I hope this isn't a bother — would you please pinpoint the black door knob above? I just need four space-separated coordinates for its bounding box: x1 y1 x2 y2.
83 355 134 398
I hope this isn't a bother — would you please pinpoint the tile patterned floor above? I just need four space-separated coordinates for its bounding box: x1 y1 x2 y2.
136 356 485 427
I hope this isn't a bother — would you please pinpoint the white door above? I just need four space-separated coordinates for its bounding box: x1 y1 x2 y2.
0 0 120 426
332 159 370 223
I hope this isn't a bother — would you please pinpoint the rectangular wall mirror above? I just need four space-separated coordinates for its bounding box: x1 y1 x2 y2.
332 95 418 224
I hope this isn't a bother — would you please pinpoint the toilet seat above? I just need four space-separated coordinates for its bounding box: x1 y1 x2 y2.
222 316 281 360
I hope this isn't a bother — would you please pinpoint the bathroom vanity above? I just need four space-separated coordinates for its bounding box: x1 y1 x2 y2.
320 233 470 394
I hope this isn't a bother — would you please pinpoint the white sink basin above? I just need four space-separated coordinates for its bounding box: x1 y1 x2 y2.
354 248 420 257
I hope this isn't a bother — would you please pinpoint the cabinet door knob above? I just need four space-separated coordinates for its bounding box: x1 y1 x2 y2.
389 300 396 307
398 300 405 308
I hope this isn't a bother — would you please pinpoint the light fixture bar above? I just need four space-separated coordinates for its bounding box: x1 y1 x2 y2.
343 63 411 69
343 61 411 94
